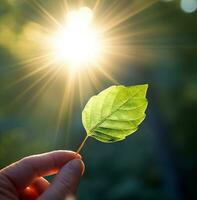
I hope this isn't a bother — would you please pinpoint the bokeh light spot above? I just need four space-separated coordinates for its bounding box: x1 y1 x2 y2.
180 0 197 13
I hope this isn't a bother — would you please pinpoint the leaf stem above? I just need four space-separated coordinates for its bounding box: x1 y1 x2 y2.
76 135 89 154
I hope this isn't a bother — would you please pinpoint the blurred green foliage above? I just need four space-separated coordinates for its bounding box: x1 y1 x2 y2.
0 0 197 199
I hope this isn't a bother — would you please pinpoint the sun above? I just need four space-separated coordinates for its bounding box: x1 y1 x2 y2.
51 7 102 71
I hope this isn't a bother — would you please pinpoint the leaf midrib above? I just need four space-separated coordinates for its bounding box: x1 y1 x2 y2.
88 87 145 135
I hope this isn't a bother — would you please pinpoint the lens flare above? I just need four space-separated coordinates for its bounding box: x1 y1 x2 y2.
51 7 102 71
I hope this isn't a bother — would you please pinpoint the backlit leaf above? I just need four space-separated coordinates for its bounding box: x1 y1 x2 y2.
82 84 148 143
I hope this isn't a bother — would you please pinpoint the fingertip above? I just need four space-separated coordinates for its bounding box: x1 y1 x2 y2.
75 153 82 159
79 159 85 176
67 159 85 176
77 159 85 176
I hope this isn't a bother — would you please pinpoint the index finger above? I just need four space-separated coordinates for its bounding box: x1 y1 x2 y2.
0 150 81 191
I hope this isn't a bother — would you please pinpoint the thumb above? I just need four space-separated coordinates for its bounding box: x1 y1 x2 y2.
38 159 84 200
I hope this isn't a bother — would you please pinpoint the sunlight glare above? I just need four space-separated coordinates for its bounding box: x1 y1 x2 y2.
52 7 102 71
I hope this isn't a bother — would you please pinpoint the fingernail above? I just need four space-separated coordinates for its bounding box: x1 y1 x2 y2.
81 161 85 176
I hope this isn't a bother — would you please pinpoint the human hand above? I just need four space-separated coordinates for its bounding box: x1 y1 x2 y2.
0 151 84 200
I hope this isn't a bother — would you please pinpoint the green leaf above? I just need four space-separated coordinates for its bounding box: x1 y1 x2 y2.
82 84 148 143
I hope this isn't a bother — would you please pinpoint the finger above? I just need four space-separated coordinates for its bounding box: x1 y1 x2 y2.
20 187 38 200
20 178 49 200
30 177 50 195
0 151 81 191
39 159 84 200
